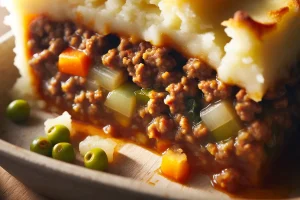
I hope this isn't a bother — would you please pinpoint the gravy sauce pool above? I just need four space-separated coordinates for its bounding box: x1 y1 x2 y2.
71 121 300 199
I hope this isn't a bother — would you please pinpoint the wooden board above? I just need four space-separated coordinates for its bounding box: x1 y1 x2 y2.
0 167 47 200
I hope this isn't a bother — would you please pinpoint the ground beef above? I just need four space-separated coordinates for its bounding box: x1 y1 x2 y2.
47 75 63 96
143 47 177 71
102 38 184 89
235 89 262 122
213 168 241 192
102 49 123 68
247 121 271 143
130 63 158 88
147 91 169 116
165 77 198 114
198 79 232 103
29 49 58 78
183 58 214 80
235 130 266 171
206 139 235 167
215 140 235 166
175 114 191 135
29 16 65 53
147 115 175 139
48 38 67 56
28 16 300 193
193 123 209 139
72 89 105 116
155 71 182 87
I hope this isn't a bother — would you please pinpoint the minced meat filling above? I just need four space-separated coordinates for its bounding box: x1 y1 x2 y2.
28 16 300 192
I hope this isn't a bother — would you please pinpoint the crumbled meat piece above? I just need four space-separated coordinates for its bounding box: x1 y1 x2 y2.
47 76 62 96
27 39 41 54
156 71 182 87
165 77 198 114
165 84 185 114
235 89 262 122
118 37 134 51
247 121 271 143
102 38 159 88
61 77 78 100
175 114 191 135
130 63 158 88
49 38 67 55
214 139 235 166
102 49 123 68
206 143 218 156
213 168 241 192
147 115 175 139
74 91 86 104
86 34 119 56
85 90 105 104
135 106 153 127
69 35 82 49
147 91 168 116
29 49 57 78
63 22 75 40
193 123 209 139
198 80 232 103
29 16 65 51
183 58 214 80
143 47 177 71
235 130 266 170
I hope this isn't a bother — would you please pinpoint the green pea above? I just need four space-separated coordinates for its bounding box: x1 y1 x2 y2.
6 99 30 123
52 143 75 163
30 137 52 157
47 125 70 145
84 148 108 171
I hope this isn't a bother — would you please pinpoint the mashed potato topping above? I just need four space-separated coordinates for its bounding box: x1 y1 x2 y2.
3 0 300 101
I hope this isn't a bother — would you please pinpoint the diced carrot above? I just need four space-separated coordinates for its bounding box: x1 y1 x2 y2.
58 48 91 77
156 139 172 153
160 148 190 182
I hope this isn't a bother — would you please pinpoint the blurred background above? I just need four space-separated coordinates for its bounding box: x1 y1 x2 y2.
0 7 9 35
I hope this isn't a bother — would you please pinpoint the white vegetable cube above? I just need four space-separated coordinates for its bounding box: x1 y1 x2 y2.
200 100 241 141
79 136 117 163
104 83 138 118
88 66 127 91
44 112 72 133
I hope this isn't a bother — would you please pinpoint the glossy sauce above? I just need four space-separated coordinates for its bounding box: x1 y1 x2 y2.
71 121 300 199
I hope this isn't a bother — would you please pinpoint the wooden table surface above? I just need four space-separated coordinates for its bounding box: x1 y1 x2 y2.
0 7 48 200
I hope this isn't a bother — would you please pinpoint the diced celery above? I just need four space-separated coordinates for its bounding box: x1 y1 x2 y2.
88 66 128 91
85 80 100 91
210 119 241 141
114 112 131 127
200 100 242 141
104 83 139 118
134 88 151 105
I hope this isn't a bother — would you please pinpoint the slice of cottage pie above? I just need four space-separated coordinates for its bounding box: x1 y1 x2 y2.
3 0 300 192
